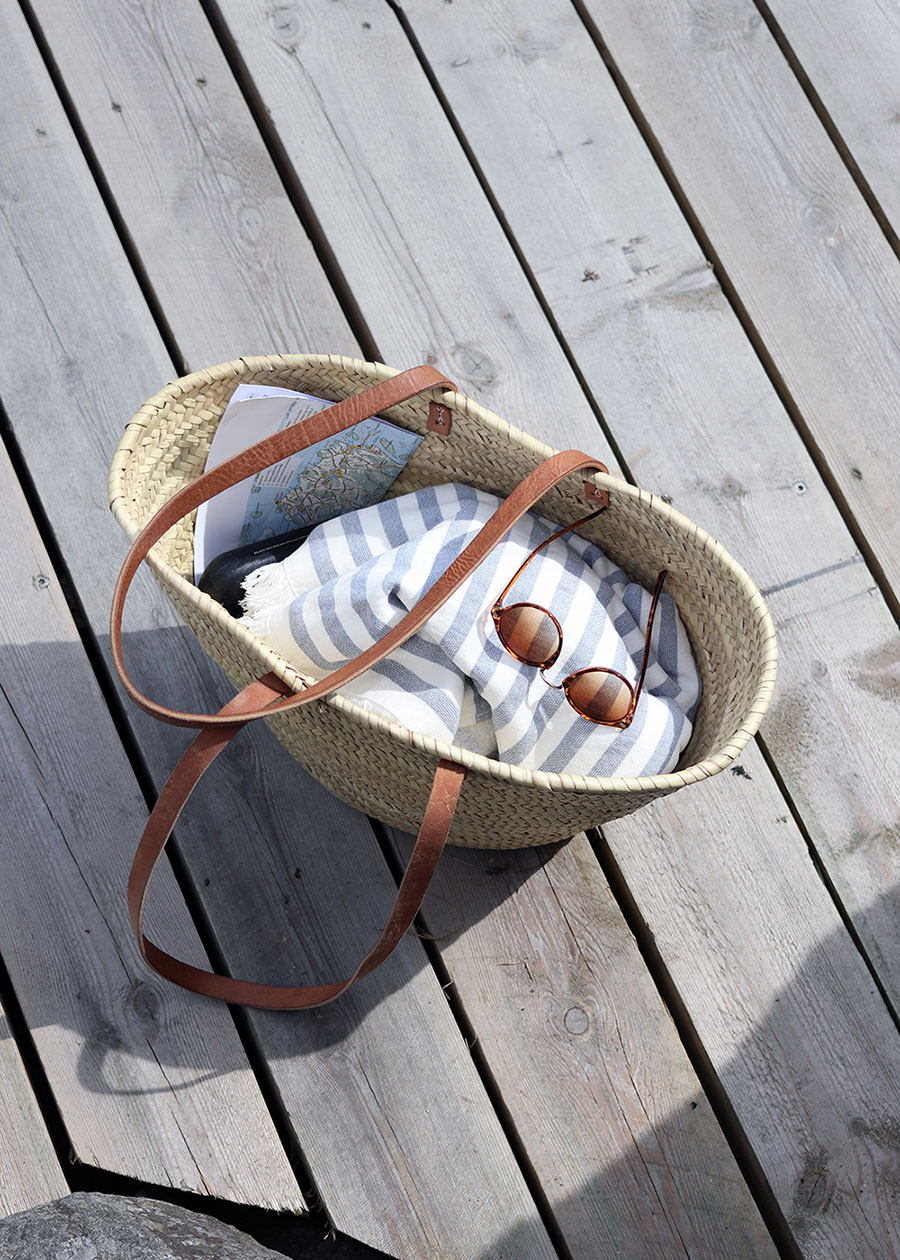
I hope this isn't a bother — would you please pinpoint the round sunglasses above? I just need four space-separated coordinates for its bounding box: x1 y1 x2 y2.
491 508 668 727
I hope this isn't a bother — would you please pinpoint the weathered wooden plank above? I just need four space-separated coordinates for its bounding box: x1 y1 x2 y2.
761 0 900 237
0 1003 67 1216
572 0 900 601
3 3 558 1254
391 831 778 1259
0 437 301 1208
395 0 900 1018
209 1 900 1254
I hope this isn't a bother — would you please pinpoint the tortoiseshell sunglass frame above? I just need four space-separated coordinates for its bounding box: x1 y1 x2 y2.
490 507 668 728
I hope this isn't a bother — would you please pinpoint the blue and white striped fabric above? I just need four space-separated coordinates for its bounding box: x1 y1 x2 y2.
239 483 701 778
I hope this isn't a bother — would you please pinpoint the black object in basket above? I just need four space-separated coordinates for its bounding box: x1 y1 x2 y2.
197 525 315 618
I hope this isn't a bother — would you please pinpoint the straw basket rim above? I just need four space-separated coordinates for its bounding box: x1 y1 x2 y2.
109 353 778 797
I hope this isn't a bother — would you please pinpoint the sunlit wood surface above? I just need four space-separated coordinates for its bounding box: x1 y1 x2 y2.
1 1 899 1256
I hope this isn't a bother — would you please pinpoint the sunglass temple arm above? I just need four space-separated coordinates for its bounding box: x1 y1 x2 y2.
492 507 608 609
629 570 669 715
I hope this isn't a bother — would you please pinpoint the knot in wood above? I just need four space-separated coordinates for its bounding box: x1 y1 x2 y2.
564 1005 589 1035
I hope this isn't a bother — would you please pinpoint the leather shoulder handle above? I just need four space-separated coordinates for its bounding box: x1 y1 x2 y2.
113 364 611 1007
130 672 466 1009
112 365 454 717
112 385 610 727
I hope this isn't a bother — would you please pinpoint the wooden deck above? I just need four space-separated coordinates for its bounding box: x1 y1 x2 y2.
1 1 899 1256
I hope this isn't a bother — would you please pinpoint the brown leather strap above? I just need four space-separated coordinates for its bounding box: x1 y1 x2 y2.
129 672 466 1009
111 366 609 727
115 365 611 1005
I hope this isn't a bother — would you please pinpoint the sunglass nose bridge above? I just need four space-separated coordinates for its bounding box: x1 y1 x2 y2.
539 666 564 690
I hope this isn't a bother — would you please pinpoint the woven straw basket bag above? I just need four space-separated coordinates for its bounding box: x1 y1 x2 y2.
109 355 776 1008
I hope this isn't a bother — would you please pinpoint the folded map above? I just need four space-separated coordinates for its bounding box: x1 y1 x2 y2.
193 383 423 579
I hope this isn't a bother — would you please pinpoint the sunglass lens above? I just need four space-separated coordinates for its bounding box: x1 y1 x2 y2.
497 604 561 667
565 670 634 724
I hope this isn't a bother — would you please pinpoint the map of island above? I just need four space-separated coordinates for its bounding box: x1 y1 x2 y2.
193 384 423 578
242 417 418 545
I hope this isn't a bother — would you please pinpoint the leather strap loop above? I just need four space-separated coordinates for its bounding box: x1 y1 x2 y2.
129 672 467 1009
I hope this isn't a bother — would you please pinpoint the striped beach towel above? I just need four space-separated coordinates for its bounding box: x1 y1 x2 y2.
239 483 701 778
